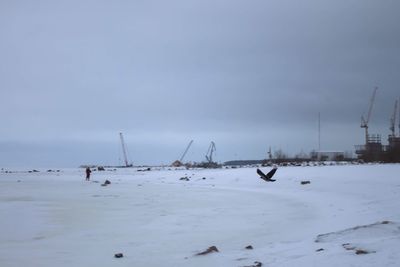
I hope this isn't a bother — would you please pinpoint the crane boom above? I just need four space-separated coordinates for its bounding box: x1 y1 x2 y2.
179 140 193 162
361 87 378 127
119 132 129 167
390 100 398 137
361 87 378 144
205 141 216 163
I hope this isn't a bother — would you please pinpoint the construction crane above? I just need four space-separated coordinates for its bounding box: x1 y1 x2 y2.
390 99 398 137
361 87 378 144
119 132 131 167
171 140 194 167
205 141 216 163
398 98 400 137
179 140 193 162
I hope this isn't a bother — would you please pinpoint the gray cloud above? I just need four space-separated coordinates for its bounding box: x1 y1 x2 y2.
1 0 400 167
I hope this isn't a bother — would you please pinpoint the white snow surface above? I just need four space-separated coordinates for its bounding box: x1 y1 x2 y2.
1 164 400 267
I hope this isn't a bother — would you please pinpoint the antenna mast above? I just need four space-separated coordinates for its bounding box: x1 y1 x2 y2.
268 146 272 161
318 112 321 152
390 99 398 137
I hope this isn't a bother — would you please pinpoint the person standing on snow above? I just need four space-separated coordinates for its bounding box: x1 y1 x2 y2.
85 167 91 181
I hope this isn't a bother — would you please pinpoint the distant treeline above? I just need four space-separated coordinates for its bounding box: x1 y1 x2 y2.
224 160 264 166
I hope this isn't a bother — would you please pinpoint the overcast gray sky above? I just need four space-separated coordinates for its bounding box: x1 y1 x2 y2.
1 0 400 167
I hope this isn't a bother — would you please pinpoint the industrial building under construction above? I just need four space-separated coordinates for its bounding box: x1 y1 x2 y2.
355 87 400 162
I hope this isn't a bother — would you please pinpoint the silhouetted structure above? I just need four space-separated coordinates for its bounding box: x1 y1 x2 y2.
386 135 400 162
355 92 400 162
355 134 384 162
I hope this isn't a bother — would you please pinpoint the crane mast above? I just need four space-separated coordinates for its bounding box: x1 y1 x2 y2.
361 87 378 144
119 132 130 167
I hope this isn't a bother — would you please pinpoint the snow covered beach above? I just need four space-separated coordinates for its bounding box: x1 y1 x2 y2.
1 164 400 267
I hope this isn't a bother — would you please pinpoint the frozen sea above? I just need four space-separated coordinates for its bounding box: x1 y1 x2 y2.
1 164 400 267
